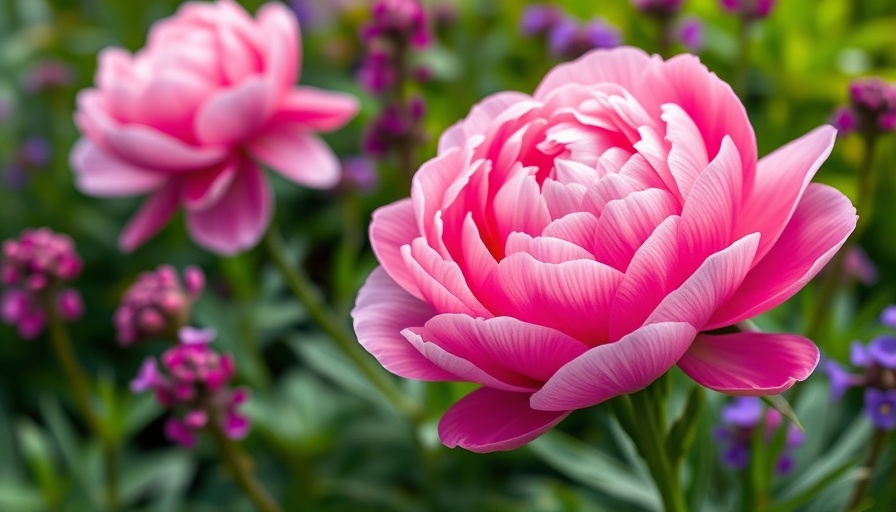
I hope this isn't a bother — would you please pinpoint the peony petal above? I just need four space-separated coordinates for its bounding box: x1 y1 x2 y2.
273 87 359 131
593 188 679 271
650 53 757 193
185 158 272 254
678 332 820 395
462 91 532 139
105 124 227 172
257 1 300 90
530 322 697 411
662 103 709 199
678 136 743 266
496 252 624 345
541 180 587 219
418 314 589 382
181 159 239 210
541 212 601 254
609 216 681 340
402 238 491 317
370 199 423 299
194 76 276 145
580 173 642 217
734 126 837 262
492 170 552 246
505 232 595 263
402 327 536 392
352 267 453 381
646 233 759 329
534 46 656 101
439 387 569 453
119 181 181 252
248 125 340 188
70 139 165 197
708 184 856 328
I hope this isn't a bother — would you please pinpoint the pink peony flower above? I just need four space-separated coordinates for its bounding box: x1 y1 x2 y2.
70 0 359 255
352 47 857 453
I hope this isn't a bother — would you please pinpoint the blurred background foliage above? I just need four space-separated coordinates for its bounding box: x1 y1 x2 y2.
1 0 896 510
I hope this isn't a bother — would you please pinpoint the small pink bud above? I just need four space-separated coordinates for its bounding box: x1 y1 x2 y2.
179 326 216 345
25 274 47 291
184 409 208 429
57 289 84 321
184 266 205 297
158 290 185 314
17 310 46 339
137 308 166 334
164 418 197 448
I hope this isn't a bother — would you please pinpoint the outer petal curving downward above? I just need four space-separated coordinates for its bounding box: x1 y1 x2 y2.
439 387 569 453
185 158 272 254
352 268 452 381
530 322 698 411
677 332 820 395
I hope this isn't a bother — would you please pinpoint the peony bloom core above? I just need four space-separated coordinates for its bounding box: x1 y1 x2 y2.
353 47 857 453
70 0 359 254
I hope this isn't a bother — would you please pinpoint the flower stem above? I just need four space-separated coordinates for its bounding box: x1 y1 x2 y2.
392 38 417 185
734 18 752 98
262 229 421 420
844 428 888 512
656 16 673 58
623 391 688 512
207 420 282 512
45 305 120 512
805 134 877 344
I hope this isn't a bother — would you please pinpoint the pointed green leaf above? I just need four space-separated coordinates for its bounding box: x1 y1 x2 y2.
762 394 804 431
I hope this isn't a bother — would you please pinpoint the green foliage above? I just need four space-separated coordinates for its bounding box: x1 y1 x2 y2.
1 0 896 510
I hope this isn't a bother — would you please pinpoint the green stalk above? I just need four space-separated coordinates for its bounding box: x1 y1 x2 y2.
45 303 120 512
207 420 282 512
624 391 688 512
844 428 888 512
734 17 752 98
263 229 421 420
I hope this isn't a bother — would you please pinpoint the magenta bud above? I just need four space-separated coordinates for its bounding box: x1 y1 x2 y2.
158 290 186 314
18 310 46 339
138 308 166 334
184 266 205 297
184 409 208 429
25 274 47 291
57 289 84 321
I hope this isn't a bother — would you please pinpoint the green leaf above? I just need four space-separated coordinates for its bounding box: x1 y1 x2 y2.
665 386 704 467
762 394 804 431
16 419 62 506
0 479 45 512
779 416 873 503
288 335 394 412
528 431 661 511
767 461 864 512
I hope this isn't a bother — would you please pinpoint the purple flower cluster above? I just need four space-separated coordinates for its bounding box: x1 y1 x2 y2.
362 98 426 157
358 0 431 163
115 265 205 346
362 0 430 48
632 0 685 17
714 397 804 473
131 328 250 448
831 78 896 137
1 228 83 339
825 307 896 430
520 5 621 60
720 0 777 20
